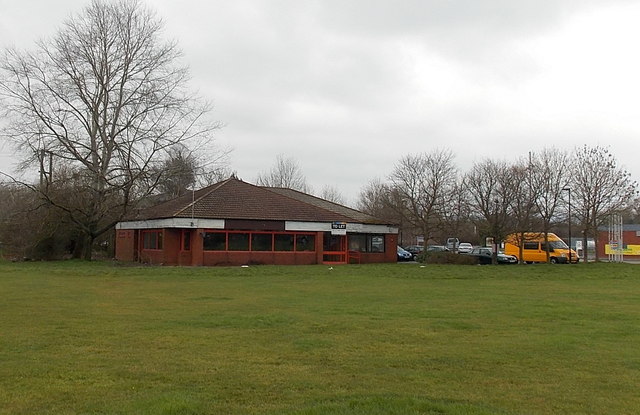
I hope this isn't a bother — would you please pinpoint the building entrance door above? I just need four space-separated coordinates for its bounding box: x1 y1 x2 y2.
323 233 347 264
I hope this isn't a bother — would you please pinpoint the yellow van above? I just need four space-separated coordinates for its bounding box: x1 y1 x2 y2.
504 232 579 264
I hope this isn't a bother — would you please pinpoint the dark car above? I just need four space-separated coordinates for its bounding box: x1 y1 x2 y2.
404 245 424 259
397 246 414 261
426 245 450 252
468 247 517 265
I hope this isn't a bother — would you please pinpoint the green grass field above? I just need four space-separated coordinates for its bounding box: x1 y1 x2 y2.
1 261 639 415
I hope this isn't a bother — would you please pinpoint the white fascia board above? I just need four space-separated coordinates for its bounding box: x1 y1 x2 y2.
285 221 329 232
116 218 225 230
348 223 399 234
285 221 398 234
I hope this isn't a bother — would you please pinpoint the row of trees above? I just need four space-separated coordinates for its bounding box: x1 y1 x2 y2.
357 147 638 262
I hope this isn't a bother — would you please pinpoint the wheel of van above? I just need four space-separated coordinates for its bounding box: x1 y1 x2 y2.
550 257 558 264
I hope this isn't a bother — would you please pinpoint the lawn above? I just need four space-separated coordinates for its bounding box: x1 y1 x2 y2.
1 261 639 414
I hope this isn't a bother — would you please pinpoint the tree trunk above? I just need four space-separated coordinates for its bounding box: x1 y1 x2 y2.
81 233 94 261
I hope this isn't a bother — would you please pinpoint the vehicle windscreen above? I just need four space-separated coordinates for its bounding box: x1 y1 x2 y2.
549 241 568 250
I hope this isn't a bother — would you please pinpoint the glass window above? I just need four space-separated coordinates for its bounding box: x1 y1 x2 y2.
228 233 249 251
296 234 315 251
275 234 294 251
348 234 385 253
203 232 226 251
348 234 366 252
251 233 272 251
524 242 539 250
549 241 568 250
143 231 162 250
369 235 385 253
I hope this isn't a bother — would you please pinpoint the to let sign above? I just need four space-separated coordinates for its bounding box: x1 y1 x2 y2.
331 222 347 235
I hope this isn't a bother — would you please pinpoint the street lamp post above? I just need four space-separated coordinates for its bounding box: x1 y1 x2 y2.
563 187 572 264
493 198 499 265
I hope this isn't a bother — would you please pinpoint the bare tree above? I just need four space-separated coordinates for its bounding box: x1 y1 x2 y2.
389 149 457 244
320 184 345 205
507 156 541 262
0 0 219 259
440 180 474 244
256 154 311 193
356 178 404 222
357 178 408 243
570 145 638 261
357 178 389 217
464 159 515 264
530 149 570 262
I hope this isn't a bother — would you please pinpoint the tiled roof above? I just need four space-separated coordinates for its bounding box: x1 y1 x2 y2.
132 177 392 225
265 187 384 224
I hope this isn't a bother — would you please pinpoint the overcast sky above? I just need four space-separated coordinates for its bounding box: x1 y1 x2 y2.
1 0 639 205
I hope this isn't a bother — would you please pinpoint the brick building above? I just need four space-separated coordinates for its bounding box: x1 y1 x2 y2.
597 224 640 261
115 177 398 266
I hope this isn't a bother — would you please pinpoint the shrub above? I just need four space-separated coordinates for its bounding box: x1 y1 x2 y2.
418 251 477 265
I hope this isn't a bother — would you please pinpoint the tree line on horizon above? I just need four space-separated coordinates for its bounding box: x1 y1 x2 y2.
355 146 638 262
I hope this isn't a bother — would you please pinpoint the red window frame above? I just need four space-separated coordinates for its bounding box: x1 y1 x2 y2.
202 230 316 252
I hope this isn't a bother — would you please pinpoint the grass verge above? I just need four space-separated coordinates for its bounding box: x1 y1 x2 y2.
1 261 639 414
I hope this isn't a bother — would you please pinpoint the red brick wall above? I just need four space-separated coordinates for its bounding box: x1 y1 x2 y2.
597 230 640 259
201 251 318 266
116 228 399 266
115 229 135 262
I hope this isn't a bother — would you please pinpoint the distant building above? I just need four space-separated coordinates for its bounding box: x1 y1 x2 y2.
597 224 640 261
115 177 399 266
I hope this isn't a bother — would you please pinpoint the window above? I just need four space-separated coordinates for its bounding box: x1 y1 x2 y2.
251 233 272 251
549 241 568 250
369 235 385 253
296 234 315 251
524 242 539 250
203 232 226 251
181 230 191 251
275 234 294 251
202 231 316 253
228 233 250 251
348 234 385 253
348 234 367 252
142 230 163 250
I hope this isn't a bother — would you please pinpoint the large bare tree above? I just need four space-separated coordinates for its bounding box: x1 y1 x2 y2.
0 0 218 259
530 149 570 262
464 159 515 263
389 149 457 244
507 156 541 262
570 145 638 261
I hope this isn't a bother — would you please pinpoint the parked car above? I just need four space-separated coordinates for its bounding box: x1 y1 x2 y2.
468 247 517 264
397 246 413 261
457 242 473 254
426 245 449 252
404 245 424 259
